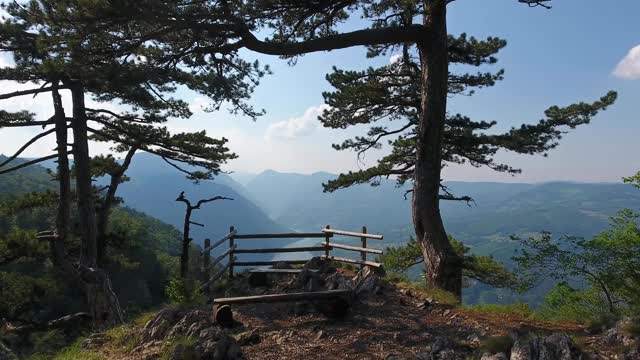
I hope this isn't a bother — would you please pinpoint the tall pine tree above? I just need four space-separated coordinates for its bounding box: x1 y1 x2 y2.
8 0 619 296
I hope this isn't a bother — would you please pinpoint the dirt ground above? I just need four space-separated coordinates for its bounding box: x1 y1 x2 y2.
229 270 589 360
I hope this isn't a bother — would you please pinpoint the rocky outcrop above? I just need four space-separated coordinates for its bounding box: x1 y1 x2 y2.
480 332 583 360
416 337 466 360
605 317 640 347
137 308 242 360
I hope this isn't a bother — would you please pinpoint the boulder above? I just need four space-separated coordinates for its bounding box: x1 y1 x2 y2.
416 337 466 360
140 308 183 343
508 332 582 360
351 267 384 296
605 317 640 347
234 329 260 346
167 310 211 339
303 257 336 274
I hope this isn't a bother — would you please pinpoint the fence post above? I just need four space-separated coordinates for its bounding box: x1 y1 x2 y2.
324 225 331 258
228 226 235 278
203 238 211 294
360 226 367 270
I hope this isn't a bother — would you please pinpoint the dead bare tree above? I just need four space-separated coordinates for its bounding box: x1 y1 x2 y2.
175 191 233 278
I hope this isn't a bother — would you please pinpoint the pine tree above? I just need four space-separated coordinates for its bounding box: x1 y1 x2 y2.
4 0 619 296
0 1 257 325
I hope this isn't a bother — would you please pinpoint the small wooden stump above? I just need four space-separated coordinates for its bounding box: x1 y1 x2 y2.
212 304 233 328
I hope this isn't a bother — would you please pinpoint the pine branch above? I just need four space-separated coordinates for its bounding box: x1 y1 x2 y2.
0 86 66 100
0 128 57 168
0 154 58 175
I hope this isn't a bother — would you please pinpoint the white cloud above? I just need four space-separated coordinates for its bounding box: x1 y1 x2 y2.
389 54 402 64
613 44 640 80
265 104 329 141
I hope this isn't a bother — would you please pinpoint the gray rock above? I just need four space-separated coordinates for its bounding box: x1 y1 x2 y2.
351 267 384 295
234 329 260 346
167 310 211 339
303 257 336 274
416 337 465 360
605 317 640 347
140 308 182 343
481 353 509 360
169 343 196 360
508 332 582 360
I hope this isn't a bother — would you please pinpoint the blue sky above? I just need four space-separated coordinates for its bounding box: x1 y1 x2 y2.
0 0 638 182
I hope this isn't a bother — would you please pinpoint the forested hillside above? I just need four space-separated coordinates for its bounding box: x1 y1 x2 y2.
0 159 182 325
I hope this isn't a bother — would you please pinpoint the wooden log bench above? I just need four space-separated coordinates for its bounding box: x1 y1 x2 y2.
212 289 353 326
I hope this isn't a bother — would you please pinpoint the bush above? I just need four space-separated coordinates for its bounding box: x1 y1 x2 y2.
165 276 205 306
538 283 610 324
464 302 537 320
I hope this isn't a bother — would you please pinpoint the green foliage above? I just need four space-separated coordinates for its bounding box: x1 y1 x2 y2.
27 338 103 360
160 336 197 360
624 171 640 188
165 276 205 307
514 208 640 316
538 283 610 324
105 325 140 353
381 236 519 290
465 302 537 320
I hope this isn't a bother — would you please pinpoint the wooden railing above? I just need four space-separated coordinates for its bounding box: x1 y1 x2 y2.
200 225 383 289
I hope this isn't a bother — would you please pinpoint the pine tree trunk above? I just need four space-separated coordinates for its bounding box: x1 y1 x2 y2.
70 84 124 326
52 86 71 267
413 1 462 298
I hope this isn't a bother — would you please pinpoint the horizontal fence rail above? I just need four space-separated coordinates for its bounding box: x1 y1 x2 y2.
200 225 384 289
321 228 383 240
233 232 330 239
326 242 383 255
234 246 327 254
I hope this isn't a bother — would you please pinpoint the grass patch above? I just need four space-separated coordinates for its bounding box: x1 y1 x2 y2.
480 335 513 354
27 338 103 360
160 336 197 360
106 325 140 353
132 310 158 328
463 302 538 320
385 275 459 305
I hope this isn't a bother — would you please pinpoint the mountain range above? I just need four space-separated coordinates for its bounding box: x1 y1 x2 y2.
6 153 640 304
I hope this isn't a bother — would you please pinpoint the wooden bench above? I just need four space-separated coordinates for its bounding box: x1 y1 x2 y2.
212 289 353 325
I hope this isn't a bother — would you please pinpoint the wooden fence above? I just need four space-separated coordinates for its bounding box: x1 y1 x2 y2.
200 225 384 290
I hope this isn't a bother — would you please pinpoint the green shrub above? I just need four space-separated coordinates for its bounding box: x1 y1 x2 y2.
160 336 197 360
165 277 205 306
464 302 537 320
538 283 610 324
30 330 67 356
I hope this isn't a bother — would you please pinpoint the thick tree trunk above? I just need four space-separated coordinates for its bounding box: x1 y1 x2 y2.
51 86 73 271
413 1 462 298
70 84 124 326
